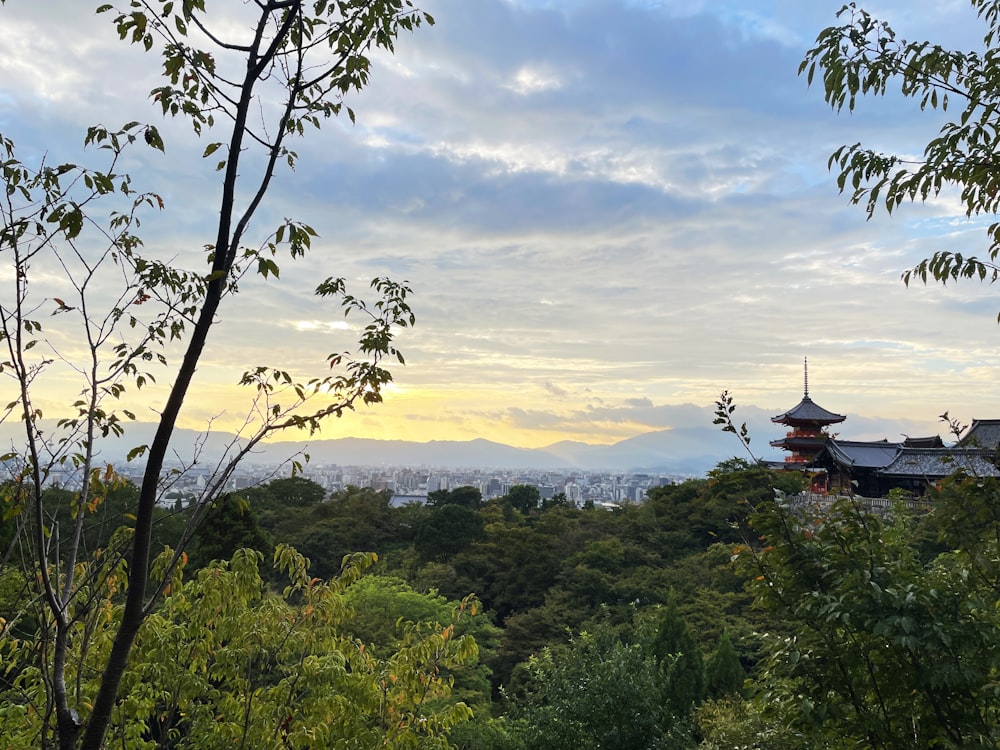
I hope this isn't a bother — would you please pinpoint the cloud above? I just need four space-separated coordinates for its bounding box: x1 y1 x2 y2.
3 0 999 451
507 65 564 95
544 381 569 397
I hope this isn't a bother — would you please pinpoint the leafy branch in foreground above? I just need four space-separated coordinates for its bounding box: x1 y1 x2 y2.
801 1 1000 318
0 546 478 749
713 390 758 463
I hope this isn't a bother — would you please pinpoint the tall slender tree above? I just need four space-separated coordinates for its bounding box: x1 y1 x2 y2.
0 2 431 748
651 591 706 715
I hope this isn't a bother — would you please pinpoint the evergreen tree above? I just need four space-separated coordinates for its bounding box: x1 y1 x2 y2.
705 629 745 698
186 495 273 571
651 592 706 713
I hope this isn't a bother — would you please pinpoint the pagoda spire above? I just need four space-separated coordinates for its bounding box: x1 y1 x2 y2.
804 357 809 398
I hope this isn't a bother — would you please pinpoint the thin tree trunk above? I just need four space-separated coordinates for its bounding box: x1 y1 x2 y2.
76 9 273 746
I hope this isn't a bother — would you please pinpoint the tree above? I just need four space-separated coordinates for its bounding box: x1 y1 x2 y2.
0 546 478 749
736 491 1000 748
339 575 500 709
504 484 540 514
507 627 687 750
802 1 1000 306
541 491 570 509
416 503 485 562
705 629 745 699
696 695 822 750
0 2 430 748
251 476 328 512
183 494 273 571
261 485 399 579
651 591 706 715
428 485 483 510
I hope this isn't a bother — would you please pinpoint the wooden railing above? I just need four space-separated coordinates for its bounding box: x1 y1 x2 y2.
784 492 932 514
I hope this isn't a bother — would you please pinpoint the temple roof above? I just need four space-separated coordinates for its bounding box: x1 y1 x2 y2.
822 439 900 469
902 435 945 448
820 439 1000 479
771 395 846 426
880 448 1000 478
772 358 847 427
960 419 1000 450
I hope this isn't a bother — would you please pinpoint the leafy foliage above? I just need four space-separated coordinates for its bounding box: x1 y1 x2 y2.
801 1 1000 316
416 504 486 562
705 629 745 699
507 624 692 750
735 492 1000 748
428 485 483 509
1 546 477 749
258 485 399 579
339 575 500 709
183 493 273 571
652 592 707 715
504 484 541 513
231 467 761 703
696 695 822 750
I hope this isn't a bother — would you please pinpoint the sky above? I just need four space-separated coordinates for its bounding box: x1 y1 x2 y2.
2 0 999 458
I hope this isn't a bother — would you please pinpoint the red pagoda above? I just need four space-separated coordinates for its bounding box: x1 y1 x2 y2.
770 359 845 467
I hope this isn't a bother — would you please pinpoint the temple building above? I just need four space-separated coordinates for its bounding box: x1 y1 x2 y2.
812 438 969 498
769 360 1000 497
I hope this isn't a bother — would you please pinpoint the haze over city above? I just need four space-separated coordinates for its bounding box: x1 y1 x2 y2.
2 0 998 454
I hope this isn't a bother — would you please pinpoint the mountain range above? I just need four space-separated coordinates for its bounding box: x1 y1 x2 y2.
1 404 943 477
0 420 765 476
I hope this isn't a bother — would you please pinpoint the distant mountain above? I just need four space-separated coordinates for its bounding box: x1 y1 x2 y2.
1 409 939 476
295 437 563 470
295 431 730 474
0 421 745 475
567 427 745 474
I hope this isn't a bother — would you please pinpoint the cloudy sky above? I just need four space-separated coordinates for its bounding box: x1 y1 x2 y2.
2 0 999 457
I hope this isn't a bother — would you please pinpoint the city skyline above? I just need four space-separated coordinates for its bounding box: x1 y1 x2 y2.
2 1 999 450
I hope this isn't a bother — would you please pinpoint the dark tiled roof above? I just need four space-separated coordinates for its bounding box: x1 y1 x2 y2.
879 448 1000 478
960 419 1000 450
824 439 901 469
772 396 846 425
902 435 944 448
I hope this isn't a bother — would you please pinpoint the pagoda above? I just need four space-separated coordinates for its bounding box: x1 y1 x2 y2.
770 359 846 466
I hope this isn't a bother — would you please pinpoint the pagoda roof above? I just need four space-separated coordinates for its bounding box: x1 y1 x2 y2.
772 395 846 426
960 419 1000 450
770 435 828 449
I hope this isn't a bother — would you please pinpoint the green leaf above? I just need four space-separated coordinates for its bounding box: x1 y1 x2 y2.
143 126 164 152
126 445 148 461
257 258 280 279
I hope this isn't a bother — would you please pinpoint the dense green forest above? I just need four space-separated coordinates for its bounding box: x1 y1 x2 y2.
11 457 1000 748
